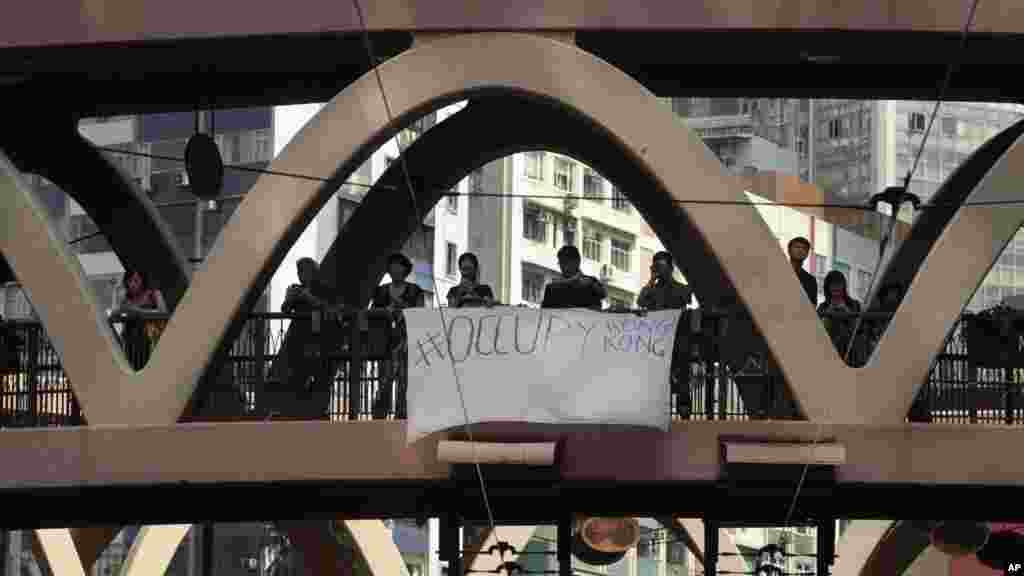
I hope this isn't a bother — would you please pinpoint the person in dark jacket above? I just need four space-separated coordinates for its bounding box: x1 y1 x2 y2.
277 257 336 418
788 236 818 305
818 270 866 365
637 251 692 311
637 250 693 417
541 245 606 310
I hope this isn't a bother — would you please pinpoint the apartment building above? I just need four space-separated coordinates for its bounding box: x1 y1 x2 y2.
466 150 675 310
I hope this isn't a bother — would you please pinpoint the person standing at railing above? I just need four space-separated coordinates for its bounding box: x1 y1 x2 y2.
278 257 336 418
817 270 867 366
114 268 167 370
865 282 903 346
787 236 818 305
637 251 692 311
371 252 424 419
446 252 496 308
638 251 693 418
541 245 607 310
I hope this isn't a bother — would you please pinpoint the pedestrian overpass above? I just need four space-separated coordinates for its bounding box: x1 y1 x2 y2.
3 1 1024 574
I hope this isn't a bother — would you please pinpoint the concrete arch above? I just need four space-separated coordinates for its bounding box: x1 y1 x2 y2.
321 97 730 309
304 33 1024 428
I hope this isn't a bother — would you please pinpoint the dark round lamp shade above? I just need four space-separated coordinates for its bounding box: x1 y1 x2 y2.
184 133 224 200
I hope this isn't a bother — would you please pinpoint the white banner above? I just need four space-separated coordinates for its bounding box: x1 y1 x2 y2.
404 307 681 443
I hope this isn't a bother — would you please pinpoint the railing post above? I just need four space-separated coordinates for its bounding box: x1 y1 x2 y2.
254 315 266 416
817 518 835 576
26 325 38 426
398 311 407 420
348 311 363 421
558 514 572 576
704 518 718 576
440 513 462 576
1005 368 1015 426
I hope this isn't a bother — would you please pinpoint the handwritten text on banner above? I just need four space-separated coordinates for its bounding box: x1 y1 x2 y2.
404 307 681 443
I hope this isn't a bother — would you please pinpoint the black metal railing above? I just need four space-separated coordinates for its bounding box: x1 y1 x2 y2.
0 320 82 427
1 307 1022 428
917 312 1024 424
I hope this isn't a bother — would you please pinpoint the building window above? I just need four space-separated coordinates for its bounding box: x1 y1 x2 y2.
564 218 577 248
229 133 242 163
554 157 574 192
3 284 35 320
446 242 458 277
254 130 271 161
469 169 484 194
523 205 547 243
611 187 630 211
814 254 827 276
857 268 874 300
446 192 458 214
941 116 957 138
611 238 632 272
522 270 544 304
828 118 844 139
909 112 926 132
583 169 603 200
524 151 544 180
583 230 603 262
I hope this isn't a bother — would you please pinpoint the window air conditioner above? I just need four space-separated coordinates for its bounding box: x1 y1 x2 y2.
174 171 190 188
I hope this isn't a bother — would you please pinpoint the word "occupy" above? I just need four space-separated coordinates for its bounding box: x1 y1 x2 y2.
413 310 675 368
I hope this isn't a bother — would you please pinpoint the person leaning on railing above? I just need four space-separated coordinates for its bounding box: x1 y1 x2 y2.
817 270 869 366
541 245 607 310
371 252 424 419
637 251 693 417
277 257 337 418
446 252 495 309
113 267 167 370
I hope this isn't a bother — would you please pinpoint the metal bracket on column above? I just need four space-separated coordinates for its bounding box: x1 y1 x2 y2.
557 515 572 576
441 513 464 576
705 518 719 576
817 518 836 576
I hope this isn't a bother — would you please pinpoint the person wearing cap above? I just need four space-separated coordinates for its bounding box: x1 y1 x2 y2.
637 251 692 311
787 236 818 304
541 245 607 310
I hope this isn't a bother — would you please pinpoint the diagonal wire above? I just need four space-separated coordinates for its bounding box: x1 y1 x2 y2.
348 0 501 561
779 0 983 537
